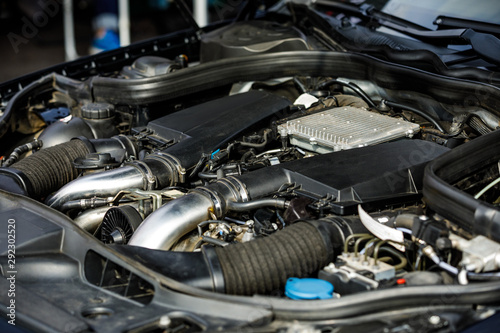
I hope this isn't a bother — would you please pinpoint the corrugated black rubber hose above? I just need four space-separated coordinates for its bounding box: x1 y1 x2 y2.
11 140 90 199
215 221 335 295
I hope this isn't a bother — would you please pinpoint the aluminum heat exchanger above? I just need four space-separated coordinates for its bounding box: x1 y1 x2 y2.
278 106 420 153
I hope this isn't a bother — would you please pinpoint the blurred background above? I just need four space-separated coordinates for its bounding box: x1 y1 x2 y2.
0 0 240 83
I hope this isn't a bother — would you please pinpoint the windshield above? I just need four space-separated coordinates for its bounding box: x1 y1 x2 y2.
362 0 500 29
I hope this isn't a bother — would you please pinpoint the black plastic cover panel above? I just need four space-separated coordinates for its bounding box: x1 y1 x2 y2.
145 90 291 167
423 130 500 242
239 140 449 215
200 20 309 62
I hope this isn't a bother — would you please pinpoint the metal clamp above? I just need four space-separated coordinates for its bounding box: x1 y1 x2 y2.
192 187 224 218
128 160 156 191
225 176 249 202
147 152 186 184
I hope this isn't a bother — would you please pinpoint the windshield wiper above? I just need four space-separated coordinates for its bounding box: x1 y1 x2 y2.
315 0 430 32
315 0 500 66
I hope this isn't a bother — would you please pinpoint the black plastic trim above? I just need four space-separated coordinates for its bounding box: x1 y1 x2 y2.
423 130 500 241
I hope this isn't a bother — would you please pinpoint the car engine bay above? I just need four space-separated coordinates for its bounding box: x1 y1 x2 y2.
2 1 500 332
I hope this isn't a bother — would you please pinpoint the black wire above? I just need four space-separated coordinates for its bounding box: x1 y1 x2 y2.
293 77 308 94
383 100 447 133
198 171 218 179
317 78 377 108
188 154 209 179
3 139 43 167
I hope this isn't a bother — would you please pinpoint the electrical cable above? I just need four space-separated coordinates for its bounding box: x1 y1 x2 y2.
383 100 446 133
2 140 43 167
317 78 377 108
474 175 500 199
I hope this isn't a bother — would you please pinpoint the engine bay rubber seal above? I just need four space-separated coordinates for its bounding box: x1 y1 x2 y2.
423 130 500 242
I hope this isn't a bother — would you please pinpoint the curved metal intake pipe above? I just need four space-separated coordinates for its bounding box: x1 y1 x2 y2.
47 165 146 209
46 156 177 210
0 135 137 199
73 206 112 233
129 173 290 250
128 193 214 250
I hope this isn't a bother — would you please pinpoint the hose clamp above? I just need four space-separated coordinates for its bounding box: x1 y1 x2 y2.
128 160 156 191
147 152 186 184
225 176 249 202
112 135 138 158
193 187 224 218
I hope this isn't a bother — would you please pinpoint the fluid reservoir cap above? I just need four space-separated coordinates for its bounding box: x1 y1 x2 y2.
81 102 115 119
285 278 334 300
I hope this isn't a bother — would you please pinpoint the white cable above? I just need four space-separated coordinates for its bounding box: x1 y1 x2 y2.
474 176 500 199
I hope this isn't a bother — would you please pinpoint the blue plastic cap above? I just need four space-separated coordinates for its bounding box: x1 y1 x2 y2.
285 278 334 300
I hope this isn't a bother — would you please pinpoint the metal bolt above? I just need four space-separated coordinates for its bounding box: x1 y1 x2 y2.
429 315 441 325
159 315 171 328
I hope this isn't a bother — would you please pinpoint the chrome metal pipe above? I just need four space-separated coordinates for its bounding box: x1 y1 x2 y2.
127 171 291 250
46 165 145 210
73 202 142 233
128 192 214 250
73 206 111 233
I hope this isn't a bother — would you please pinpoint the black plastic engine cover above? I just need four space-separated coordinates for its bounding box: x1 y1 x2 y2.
239 140 449 215
200 20 309 63
143 90 291 168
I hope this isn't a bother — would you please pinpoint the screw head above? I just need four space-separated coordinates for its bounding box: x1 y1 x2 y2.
429 315 441 325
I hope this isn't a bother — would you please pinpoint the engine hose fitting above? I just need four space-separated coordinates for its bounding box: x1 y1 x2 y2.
144 152 186 185
192 187 225 218
45 152 179 210
2 139 43 167
0 136 139 201
212 221 337 295
4 139 91 199
127 160 157 191
117 220 342 296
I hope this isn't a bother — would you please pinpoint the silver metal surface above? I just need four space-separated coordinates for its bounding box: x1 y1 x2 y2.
451 234 500 272
128 192 214 250
278 106 420 153
73 206 111 232
339 252 396 281
471 109 500 130
323 262 379 289
46 165 145 210
194 0 209 27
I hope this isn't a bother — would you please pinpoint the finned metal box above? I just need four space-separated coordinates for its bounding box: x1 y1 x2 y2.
278 107 420 153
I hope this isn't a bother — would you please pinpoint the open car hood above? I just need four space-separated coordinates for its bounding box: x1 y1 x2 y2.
2 1 500 332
